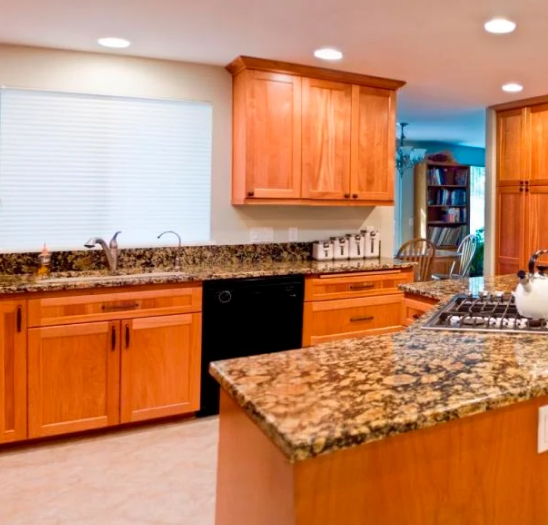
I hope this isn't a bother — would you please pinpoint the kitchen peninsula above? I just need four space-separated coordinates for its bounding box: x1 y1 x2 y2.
211 274 548 525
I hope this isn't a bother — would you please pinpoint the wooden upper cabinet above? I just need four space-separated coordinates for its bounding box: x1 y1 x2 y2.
0 300 26 443
227 56 405 205
120 314 201 423
497 108 525 185
350 86 396 202
496 186 527 275
301 78 352 200
28 321 121 438
529 104 548 185
232 70 302 202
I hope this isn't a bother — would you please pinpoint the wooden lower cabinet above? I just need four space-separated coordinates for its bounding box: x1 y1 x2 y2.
121 314 201 423
303 294 403 346
0 300 27 443
28 321 121 438
402 294 439 326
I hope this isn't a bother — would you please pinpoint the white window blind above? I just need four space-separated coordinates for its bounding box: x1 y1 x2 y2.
0 88 212 252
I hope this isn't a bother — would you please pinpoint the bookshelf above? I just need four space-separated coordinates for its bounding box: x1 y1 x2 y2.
414 153 471 250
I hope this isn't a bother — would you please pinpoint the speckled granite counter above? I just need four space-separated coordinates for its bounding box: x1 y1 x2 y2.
210 273 548 462
400 274 519 302
0 258 413 295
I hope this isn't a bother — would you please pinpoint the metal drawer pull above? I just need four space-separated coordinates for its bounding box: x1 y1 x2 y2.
350 315 374 322
349 283 375 290
16 305 22 333
125 325 130 349
102 302 139 312
111 326 116 351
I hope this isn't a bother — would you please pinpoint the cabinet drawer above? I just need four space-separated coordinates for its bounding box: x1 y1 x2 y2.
402 296 439 327
303 294 403 346
28 285 202 327
305 269 413 302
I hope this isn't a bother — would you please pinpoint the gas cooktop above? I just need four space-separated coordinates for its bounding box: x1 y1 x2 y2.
422 292 548 334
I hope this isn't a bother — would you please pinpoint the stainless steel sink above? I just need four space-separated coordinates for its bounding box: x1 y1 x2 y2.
41 271 189 284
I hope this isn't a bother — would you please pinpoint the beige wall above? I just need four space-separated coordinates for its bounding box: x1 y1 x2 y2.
0 44 395 255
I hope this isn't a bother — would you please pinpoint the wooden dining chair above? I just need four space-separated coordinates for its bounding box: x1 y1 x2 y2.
432 234 478 280
396 238 436 282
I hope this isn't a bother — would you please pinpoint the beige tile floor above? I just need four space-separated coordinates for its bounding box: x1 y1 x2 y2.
0 417 219 525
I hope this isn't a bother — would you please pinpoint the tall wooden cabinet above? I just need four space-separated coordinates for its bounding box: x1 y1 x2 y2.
493 101 548 274
0 300 26 443
227 56 404 206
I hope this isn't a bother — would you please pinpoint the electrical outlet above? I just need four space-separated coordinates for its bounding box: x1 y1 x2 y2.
250 227 274 244
288 227 298 242
539 405 548 453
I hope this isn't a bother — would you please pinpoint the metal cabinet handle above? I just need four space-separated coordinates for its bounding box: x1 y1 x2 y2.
352 194 358 199
111 326 116 351
344 193 350 199
125 325 130 349
247 191 255 197
102 302 139 312
413 313 421 320
350 283 375 290
16 305 22 333
350 315 374 323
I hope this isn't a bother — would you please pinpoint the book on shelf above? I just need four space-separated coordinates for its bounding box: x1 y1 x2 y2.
427 225 467 247
429 188 467 205
427 167 469 186
440 207 467 223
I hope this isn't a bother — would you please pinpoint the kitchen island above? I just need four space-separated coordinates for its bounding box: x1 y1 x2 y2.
211 274 548 525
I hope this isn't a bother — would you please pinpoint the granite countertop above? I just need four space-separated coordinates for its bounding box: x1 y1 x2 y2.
0 258 413 295
210 274 548 463
400 274 519 302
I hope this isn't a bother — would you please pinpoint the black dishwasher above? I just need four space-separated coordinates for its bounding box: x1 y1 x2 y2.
198 275 304 416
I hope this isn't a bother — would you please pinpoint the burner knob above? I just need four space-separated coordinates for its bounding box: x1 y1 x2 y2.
494 291 504 298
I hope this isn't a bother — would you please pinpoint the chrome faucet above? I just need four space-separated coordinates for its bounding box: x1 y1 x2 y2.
157 230 182 270
84 231 121 273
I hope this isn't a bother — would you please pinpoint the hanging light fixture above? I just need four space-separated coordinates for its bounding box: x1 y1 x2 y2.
396 122 427 176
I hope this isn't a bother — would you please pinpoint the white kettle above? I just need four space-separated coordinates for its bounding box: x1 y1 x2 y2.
515 250 548 319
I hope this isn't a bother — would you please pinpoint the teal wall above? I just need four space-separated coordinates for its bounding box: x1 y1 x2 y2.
408 141 485 166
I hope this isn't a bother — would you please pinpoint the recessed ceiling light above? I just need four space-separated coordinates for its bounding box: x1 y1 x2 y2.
314 48 343 61
484 17 517 34
97 37 131 49
502 83 523 93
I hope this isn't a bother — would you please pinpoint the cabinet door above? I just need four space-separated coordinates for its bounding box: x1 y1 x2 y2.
0 301 26 443
528 105 548 185
527 185 548 259
497 108 526 186
120 314 201 423
246 71 302 200
301 78 352 200
28 321 120 438
350 86 396 202
302 294 403 347
496 186 527 275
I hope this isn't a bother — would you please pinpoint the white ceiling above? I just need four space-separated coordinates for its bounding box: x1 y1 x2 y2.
0 0 545 147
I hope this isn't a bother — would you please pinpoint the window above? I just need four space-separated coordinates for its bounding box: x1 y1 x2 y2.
470 166 485 235
0 88 212 252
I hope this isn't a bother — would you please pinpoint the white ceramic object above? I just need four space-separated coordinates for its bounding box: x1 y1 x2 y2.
515 249 548 319
349 233 365 259
331 236 349 260
312 240 334 261
363 227 381 258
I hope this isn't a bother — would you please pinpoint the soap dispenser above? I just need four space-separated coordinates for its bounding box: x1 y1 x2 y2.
37 243 51 277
